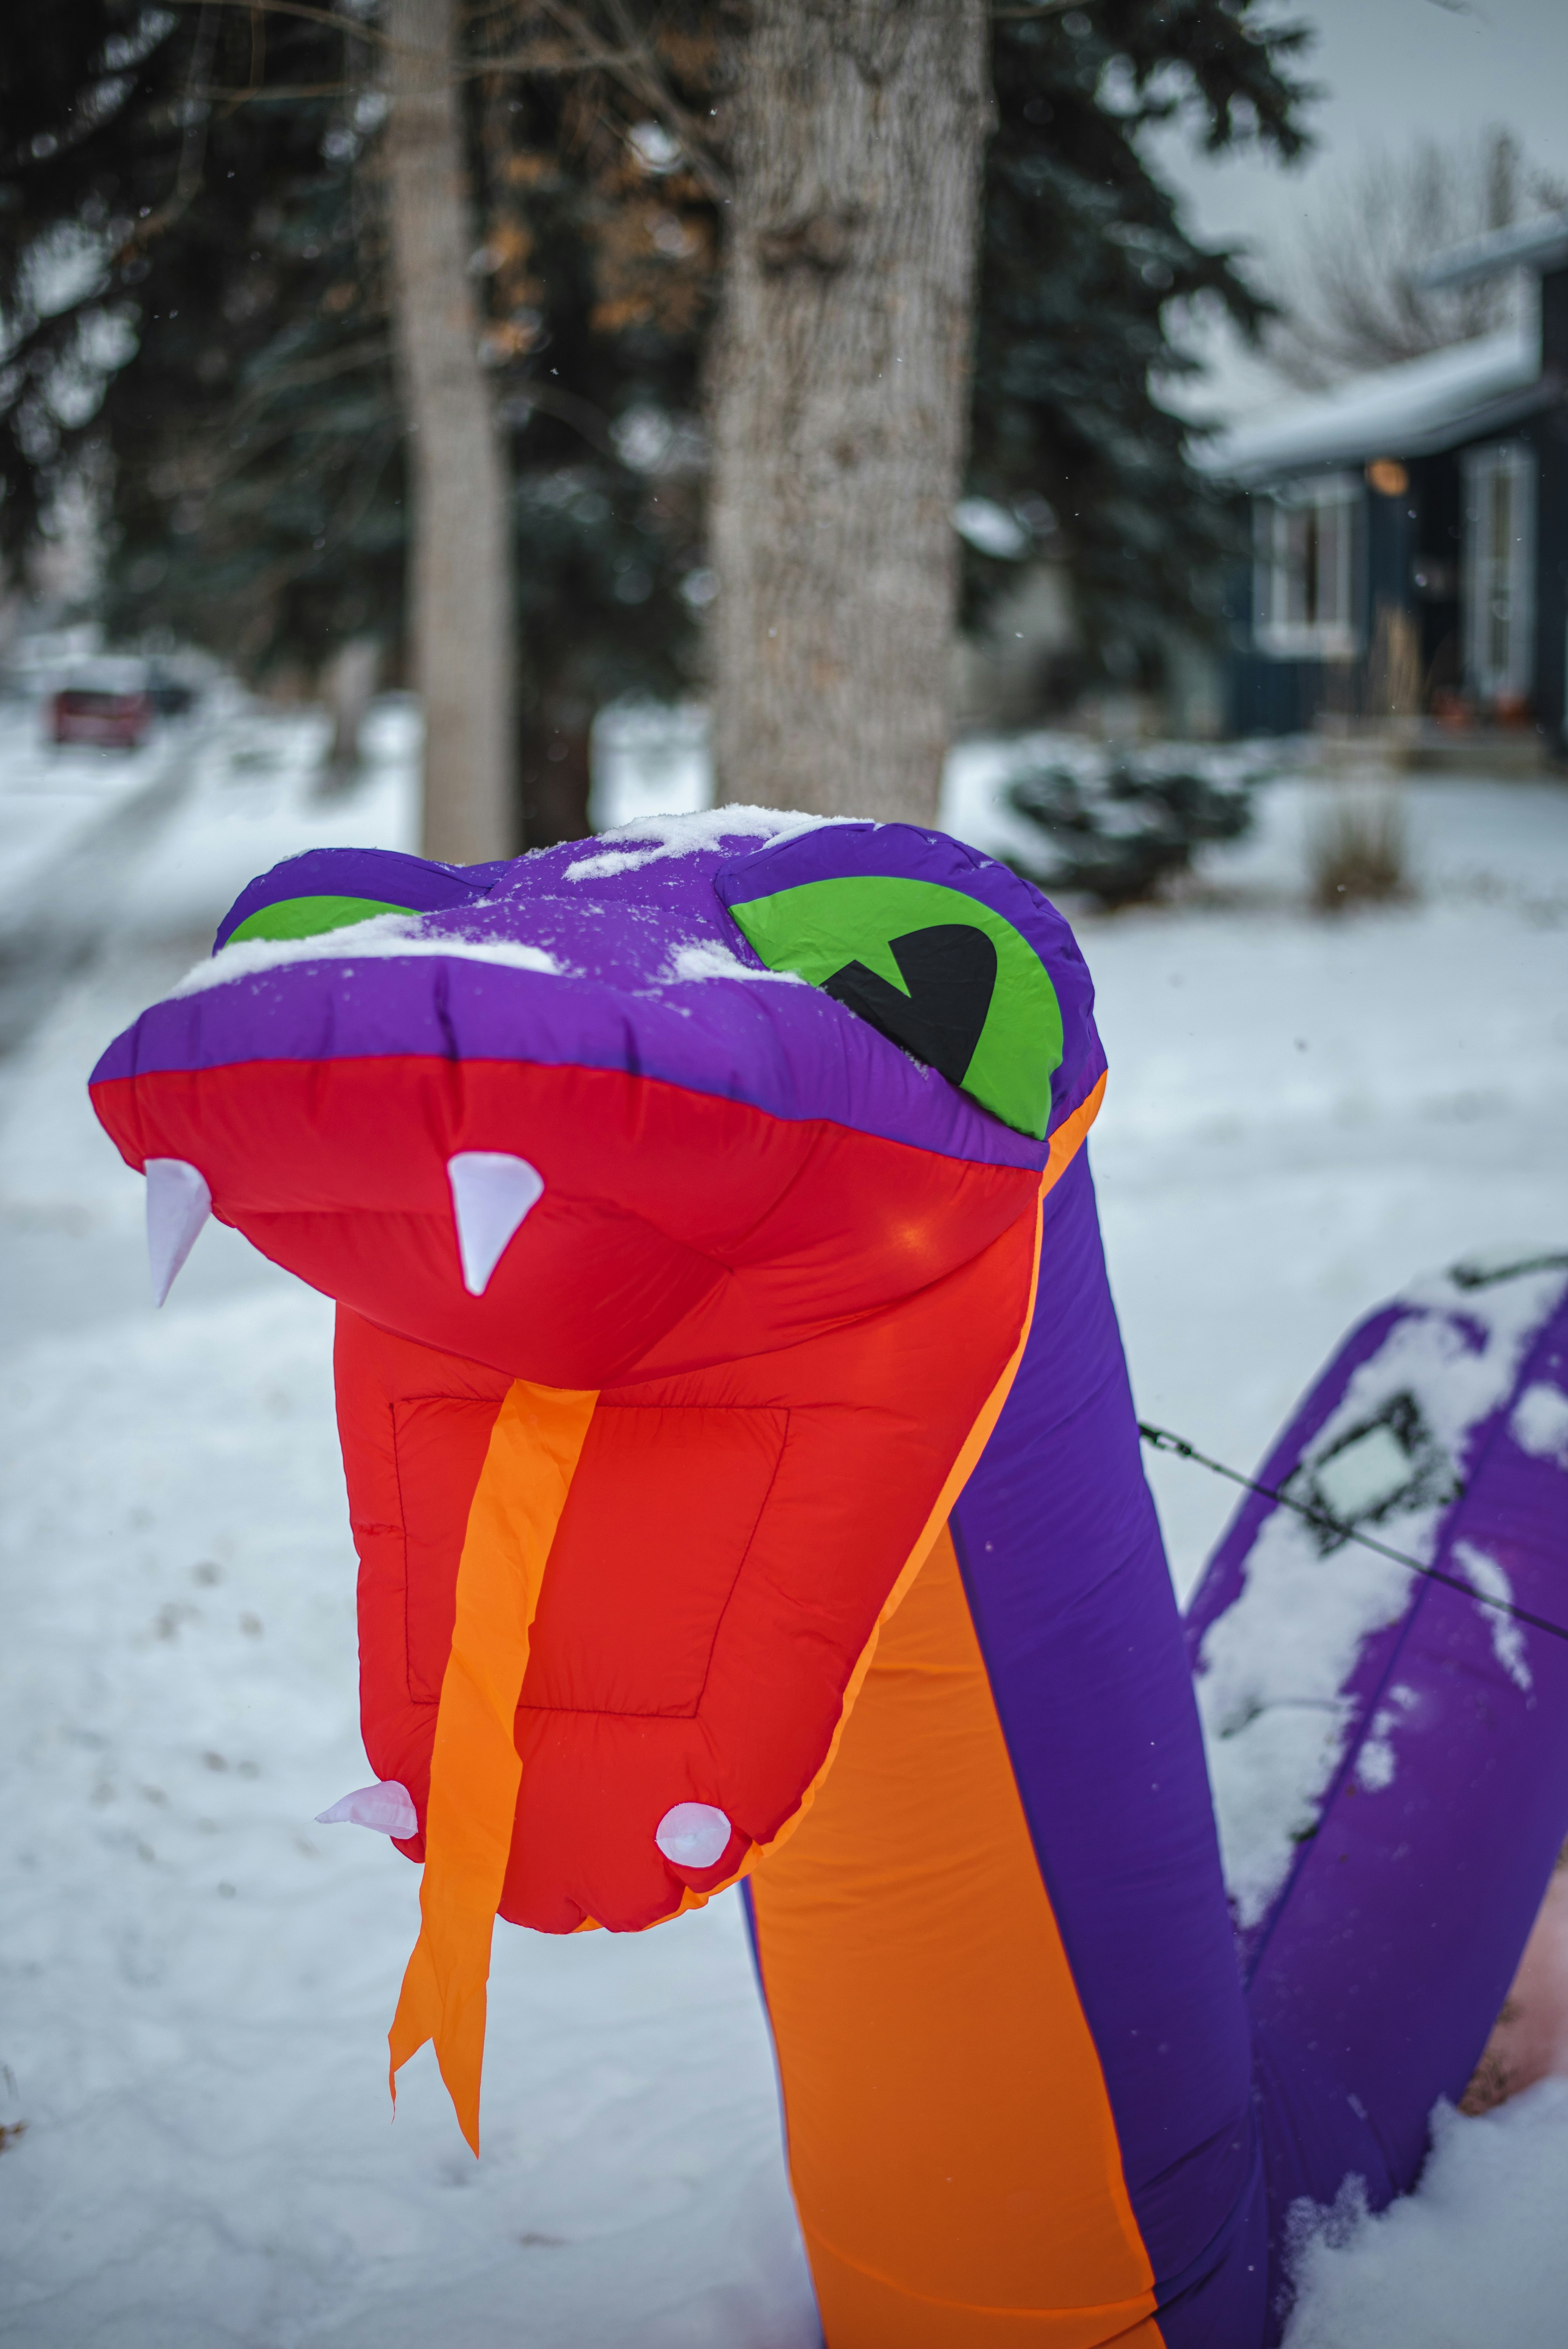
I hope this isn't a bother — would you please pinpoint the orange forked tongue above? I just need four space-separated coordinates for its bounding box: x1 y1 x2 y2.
389 1378 598 2153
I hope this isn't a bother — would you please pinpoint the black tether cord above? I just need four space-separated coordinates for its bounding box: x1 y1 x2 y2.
1137 1420 1568 1647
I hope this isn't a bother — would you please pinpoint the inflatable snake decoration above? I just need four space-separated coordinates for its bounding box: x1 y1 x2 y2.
90 811 1568 2347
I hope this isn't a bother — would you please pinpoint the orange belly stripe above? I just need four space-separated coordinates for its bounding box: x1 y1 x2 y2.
749 1520 1158 2344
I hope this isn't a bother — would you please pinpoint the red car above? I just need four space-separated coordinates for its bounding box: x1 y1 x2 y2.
51 680 153 750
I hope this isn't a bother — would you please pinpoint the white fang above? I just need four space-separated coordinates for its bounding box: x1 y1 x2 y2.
315 1781 418 1837
447 1151 545 1296
146 1157 212 1306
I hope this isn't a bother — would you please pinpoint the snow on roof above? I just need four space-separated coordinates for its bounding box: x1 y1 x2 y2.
1416 209 1568 294
1203 324 1543 485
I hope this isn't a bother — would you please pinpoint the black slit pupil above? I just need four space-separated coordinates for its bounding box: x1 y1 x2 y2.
821 925 998 1087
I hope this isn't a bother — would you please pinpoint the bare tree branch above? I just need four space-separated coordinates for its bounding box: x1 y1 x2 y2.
497 376 621 458
130 2 223 247
1267 128 1568 388
160 0 727 191
227 335 394 423
190 46 613 97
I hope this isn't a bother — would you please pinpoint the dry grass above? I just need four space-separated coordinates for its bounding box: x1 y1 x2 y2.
1459 2028 1516 2117
1307 786 1411 913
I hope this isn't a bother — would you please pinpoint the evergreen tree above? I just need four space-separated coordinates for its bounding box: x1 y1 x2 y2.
1 4 716 843
967 0 1312 695
2 0 1310 837
481 49 718 841
2 8 409 665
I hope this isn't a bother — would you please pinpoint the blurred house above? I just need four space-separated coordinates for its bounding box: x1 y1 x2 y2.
1212 212 1568 761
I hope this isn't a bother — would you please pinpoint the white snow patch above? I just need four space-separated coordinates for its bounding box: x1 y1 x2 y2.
1356 1721 1397 1793
1313 1421 1412 1524
170 914 565 997
1282 2084 1568 2349
1358 1683 1420 1795
1512 1381 1568 1467
1455 1540 1533 1693
1197 1265 1568 1929
953 496 1030 559
663 938 805 984
563 803 846 882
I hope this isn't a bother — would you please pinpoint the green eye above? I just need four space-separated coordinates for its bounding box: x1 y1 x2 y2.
730 875 1062 1138
224 894 417 947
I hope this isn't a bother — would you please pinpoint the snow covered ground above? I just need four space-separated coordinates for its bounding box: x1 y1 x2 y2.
3 698 1568 2345
0 701 175 925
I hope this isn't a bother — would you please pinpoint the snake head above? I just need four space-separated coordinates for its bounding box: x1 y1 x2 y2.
91 813 1104 1950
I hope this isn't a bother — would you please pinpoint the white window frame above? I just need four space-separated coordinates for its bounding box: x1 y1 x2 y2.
1253 474 1361 660
1463 441 1536 702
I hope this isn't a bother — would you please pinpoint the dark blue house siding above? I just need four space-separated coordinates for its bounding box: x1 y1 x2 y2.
1223 261 1568 757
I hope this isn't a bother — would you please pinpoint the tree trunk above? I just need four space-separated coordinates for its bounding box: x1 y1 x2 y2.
385 0 515 863
318 634 381 796
708 0 992 823
518 697 595 848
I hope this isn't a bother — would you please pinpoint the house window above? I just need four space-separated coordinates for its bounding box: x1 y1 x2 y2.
1463 442 1536 702
1253 476 1360 659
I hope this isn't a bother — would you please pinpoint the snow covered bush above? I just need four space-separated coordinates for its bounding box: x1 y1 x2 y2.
1002 746 1257 906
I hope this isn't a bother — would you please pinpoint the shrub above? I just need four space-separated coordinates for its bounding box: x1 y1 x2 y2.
1005 751 1255 908
1307 786 1410 913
